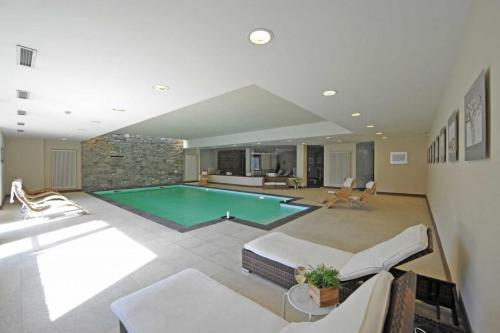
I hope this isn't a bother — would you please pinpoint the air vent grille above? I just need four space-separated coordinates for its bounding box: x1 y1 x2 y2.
17 90 29 99
17 122 25 126
16 45 37 67
17 110 27 116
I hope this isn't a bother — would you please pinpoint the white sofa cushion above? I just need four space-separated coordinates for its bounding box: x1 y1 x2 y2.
264 182 288 186
278 271 394 333
111 268 288 333
244 232 353 270
339 224 428 280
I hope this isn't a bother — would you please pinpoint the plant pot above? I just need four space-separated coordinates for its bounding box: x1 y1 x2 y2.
308 284 339 307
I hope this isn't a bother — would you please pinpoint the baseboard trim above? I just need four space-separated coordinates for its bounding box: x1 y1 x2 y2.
377 191 426 198
424 196 452 282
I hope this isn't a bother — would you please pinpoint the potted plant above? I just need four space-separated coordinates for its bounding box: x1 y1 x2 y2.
305 264 340 307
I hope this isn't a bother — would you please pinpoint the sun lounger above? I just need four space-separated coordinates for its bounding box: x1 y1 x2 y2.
326 181 376 208
242 224 432 289
111 268 417 333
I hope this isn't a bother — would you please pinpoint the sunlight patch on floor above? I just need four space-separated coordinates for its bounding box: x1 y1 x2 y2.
36 226 157 320
0 237 33 259
0 210 84 235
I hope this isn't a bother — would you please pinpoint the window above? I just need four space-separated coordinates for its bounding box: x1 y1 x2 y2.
251 155 261 171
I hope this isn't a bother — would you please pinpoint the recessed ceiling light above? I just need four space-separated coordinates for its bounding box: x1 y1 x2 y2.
17 129 24 133
91 120 102 124
322 90 337 96
351 113 361 117
153 84 169 92
249 29 273 45
337 139 342 143
366 125 375 128
77 128 85 131
64 110 72 115
61 138 67 141
382 137 388 140
17 122 25 126
376 132 383 135
257 142 261 145
112 108 126 112
326 136 331 139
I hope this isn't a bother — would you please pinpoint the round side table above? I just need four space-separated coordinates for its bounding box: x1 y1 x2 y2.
283 284 338 321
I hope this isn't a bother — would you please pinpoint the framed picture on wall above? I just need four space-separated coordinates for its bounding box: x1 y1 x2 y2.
448 110 459 162
1 147 3 162
439 127 446 163
435 137 440 163
430 144 433 163
464 69 488 161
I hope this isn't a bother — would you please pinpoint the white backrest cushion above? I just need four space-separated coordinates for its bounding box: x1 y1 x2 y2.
366 181 375 189
278 271 394 333
343 177 354 187
339 224 428 281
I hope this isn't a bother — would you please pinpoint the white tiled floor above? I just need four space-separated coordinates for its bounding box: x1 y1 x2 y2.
0 187 445 332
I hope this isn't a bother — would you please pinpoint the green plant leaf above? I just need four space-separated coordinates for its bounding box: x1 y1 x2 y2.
304 264 340 289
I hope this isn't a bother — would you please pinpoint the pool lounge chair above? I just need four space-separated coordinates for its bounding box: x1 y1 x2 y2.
11 178 67 203
10 180 88 218
242 224 432 289
111 268 417 333
319 177 355 203
326 181 376 208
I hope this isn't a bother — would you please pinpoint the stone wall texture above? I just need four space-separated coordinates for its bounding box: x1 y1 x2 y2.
81 133 184 191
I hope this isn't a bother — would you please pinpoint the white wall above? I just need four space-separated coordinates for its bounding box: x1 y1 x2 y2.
0 130 5 207
427 1 500 331
4 137 82 193
296 144 307 186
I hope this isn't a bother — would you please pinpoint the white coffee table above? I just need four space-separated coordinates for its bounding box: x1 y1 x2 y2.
283 284 338 321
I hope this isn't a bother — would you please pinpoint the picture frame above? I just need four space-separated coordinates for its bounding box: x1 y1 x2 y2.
430 143 434 163
0 147 3 163
448 110 459 162
439 127 446 163
464 70 487 160
434 137 439 163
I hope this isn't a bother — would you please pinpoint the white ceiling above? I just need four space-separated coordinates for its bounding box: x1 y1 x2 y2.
0 0 471 141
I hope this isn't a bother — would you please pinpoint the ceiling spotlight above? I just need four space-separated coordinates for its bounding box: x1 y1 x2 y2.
153 84 169 92
351 113 361 117
17 122 25 126
376 132 383 135
249 29 273 45
366 125 375 128
382 137 388 140
91 120 102 124
326 136 331 139
61 138 67 141
112 108 126 112
17 129 24 133
322 90 337 96
64 110 72 115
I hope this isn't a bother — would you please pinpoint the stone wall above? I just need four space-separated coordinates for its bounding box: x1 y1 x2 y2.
81 133 183 191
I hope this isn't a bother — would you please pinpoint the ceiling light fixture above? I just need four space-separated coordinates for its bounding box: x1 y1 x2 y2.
249 29 273 45
153 84 169 92
64 110 72 115
322 90 337 96
376 132 383 135
366 125 375 128
112 108 126 112
351 113 361 117
61 138 67 141
17 122 25 126
382 137 388 140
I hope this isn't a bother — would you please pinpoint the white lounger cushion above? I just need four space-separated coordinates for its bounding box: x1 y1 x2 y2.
279 271 394 333
111 268 287 333
244 225 428 281
264 182 288 186
339 224 428 280
244 232 354 271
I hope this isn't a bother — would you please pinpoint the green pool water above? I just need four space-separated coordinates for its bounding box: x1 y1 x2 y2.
94 185 307 228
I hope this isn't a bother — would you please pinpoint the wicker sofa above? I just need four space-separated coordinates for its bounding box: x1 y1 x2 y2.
262 175 290 189
111 268 417 333
242 224 433 289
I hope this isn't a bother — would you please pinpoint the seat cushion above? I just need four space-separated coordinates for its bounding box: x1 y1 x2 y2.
244 232 354 272
264 182 288 186
339 224 428 280
278 271 394 333
111 269 288 333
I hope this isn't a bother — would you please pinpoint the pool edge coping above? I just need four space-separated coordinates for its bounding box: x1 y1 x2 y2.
87 183 320 232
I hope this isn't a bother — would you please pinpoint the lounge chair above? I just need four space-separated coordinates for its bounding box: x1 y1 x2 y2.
326 181 376 208
111 268 417 333
319 177 355 203
242 224 432 289
11 178 68 203
10 180 88 218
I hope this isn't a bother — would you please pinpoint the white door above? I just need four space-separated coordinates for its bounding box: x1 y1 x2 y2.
52 149 77 189
184 154 198 181
328 152 351 187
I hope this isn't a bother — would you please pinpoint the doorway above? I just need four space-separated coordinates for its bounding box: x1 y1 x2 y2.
184 154 198 181
355 142 374 189
307 145 324 187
